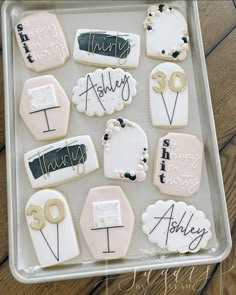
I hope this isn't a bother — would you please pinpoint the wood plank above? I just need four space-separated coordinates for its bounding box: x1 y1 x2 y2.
204 223 236 295
0 259 104 295
206 28 236 149
198 0 236 55
0 151 7 263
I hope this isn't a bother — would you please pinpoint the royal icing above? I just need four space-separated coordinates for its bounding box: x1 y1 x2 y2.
80 186 135 260
150 62 188 127
73 29 140 68
72 68 137 117
25 189 80 267
144 4 189 61
102 118 149 182
154 133 203 197
20 75 70 141
142 200 212 253
15 12 69 72
24 136 99 189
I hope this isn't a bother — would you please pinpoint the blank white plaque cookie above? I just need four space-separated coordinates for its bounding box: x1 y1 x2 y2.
15 12 69 72
25 189 80 267
72 68 137 117
102 118 149 182
20 75 70 141
154 133 203 197
24 136 99 188
80 186 135 260
150 62 188 127
73 29 140 68
144 4 189 61
142 200 212 253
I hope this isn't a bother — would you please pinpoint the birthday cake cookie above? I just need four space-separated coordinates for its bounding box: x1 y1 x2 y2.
20 75 70 141
80 186 135 260
73 29 140 68
150 62 188 127
102 118 149 182
24 136 99 188
15 12 69 72
26 189 80 267
143 4 189 61
72 68 137 117
154 133 203 197
142 200 212 253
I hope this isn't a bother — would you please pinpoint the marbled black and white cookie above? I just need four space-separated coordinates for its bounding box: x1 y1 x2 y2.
144 4 189 61
102 118 149 182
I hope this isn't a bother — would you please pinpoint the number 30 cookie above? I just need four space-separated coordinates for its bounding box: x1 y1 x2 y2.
144 4 189 61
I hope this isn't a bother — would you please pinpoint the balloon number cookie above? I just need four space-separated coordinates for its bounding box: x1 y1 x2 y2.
150 62 188 127
144 4 189 61
25 189 80 267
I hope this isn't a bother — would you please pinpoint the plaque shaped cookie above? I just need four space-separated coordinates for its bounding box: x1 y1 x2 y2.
144 4 189 61
26 189 80 267
24 136 99 188
150 62 188 127
20 75 70 141
80 186 135 260
15 12 69 72
102 118 149 182
72 68 137 117
154 133 203 197
142 200 212 253
73 29 140 68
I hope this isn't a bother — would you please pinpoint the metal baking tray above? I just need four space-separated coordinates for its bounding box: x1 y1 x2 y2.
2 0 232 283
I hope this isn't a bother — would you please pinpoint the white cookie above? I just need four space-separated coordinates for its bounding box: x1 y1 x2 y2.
15 12 69 72
102 118 149 182
80 186 135 260
72 68 137 117
25 189 80 267
20 75 70 141
144 4 189 61
73 29 140 68
24 136 99 188
154 133 203 197
150 62 188 127
142 200 212 253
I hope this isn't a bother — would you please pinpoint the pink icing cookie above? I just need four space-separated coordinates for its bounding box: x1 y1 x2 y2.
80 186 135 260
15 12 69 72
20 75 70 141
154 133 203 197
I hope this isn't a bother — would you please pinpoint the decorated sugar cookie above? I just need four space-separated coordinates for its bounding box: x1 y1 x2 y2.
24 136 99 188
72 68 137 117
102 118 149 182
150 62 188 127
144 4 189 61
154 133 203 197
73 29 140 68
15 12 69 72
20 75 70 141
26 189 80 267
142 200 212 253
80 186 135 260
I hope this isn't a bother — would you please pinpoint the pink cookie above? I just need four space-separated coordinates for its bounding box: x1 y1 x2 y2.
80 186 135 260
15 12 69 72
154 133 203 197
20 75 70 141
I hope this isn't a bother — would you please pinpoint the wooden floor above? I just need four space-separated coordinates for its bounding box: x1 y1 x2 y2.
0 1 235 294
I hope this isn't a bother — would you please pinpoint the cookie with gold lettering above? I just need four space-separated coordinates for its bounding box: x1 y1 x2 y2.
154 133 203 197
15 12 69 72
24 136 99 188
142 200 212 253
26 189 80 267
